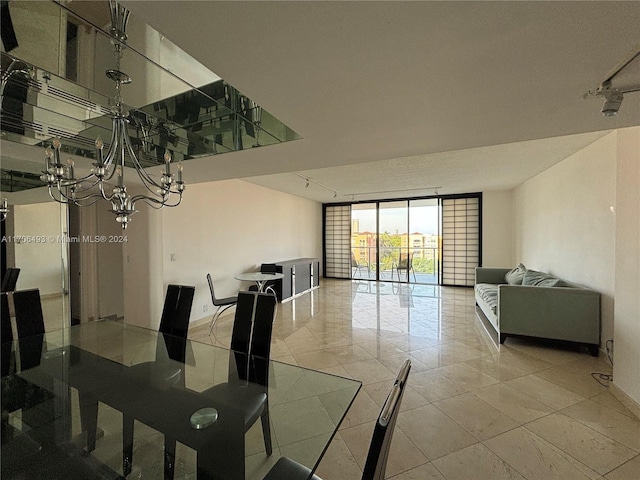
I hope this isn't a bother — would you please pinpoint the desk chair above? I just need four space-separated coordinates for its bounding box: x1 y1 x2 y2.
264 359 412 480
393 253 416 282
207 273 238 334
122 284 195 477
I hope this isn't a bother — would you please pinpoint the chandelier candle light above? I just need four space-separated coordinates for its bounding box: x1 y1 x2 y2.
40 1 185 229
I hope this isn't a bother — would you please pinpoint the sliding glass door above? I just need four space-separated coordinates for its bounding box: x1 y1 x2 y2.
327 193 480 286
409 199 440 284
349 198 440 284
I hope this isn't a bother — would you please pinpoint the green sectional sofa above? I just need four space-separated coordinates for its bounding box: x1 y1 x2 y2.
475 264 601 356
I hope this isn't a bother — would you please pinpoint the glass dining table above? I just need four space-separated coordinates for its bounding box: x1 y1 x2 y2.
1 320 361 479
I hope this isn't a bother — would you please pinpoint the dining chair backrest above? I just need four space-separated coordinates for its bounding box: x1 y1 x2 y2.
260 263 278 274
361 359 411 480
1 268 20 293
13 288 45 338
1 292 12 343
262 359 412 480
1 293 13 377
159 284 195 339
206 274 222 304
13 289 46 371
229 291 276 385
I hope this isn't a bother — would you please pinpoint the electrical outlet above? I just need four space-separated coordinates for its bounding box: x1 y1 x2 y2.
203 304 208 313
170 253 176 262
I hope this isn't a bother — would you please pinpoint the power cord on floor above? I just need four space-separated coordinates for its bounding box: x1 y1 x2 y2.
591 372 612 387
590 339 613 387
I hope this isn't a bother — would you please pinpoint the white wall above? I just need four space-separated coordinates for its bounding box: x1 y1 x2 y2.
13 202 65 295
514 132 617 349
122 179 322 329
122 199 164 329
482 190 514 267
613 127 640 405
96 205 125 319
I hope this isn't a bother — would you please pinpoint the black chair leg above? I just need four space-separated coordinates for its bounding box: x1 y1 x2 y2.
164 438 176 480
123 414 134 476
78 394 98 452
260 408 273 455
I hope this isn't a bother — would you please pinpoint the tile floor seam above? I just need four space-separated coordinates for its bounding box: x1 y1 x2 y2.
520 412 638 477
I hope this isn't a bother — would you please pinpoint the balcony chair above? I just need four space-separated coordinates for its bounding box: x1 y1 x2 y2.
351 252 368 278
207 273 238 334
263 359 412 480
393 252 416 282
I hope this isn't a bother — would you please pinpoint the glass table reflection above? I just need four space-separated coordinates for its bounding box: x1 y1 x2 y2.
1 320 361 479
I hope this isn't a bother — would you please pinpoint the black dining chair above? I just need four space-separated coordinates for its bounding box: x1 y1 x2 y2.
207 273 238 334
5 289 56 446
12 288 46 370
122 284 195 477
263 359 412 480
158 291 276 480
202 291 277 454
1 292 14 377
1 267 20 293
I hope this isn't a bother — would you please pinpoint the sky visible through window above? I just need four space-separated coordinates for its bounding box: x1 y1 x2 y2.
353 204 439 235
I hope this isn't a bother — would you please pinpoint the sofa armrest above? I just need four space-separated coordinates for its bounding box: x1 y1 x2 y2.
475 267 510 285
498 285 600 345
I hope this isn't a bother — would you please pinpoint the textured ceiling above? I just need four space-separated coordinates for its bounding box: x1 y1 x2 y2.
120 1 639 202
4 1 639 204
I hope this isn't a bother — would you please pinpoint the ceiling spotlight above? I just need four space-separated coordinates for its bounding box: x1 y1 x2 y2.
333 191 337 198
305 179 310 189
583 46 640 118
601 86 624 117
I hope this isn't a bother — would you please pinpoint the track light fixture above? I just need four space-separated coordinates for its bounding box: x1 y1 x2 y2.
292 172 337 198
583 45 640 117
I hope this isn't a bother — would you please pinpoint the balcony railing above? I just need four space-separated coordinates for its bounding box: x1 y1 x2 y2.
351 245 440 284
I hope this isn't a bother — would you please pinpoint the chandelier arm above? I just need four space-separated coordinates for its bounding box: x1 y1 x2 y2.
59 176 102 194
50 184 108 205
132 193 183 209
121 127 167 191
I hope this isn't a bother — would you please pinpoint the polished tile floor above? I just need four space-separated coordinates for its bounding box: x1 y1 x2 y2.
191 279 639 480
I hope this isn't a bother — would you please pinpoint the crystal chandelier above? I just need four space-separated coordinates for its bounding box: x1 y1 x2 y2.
40 1 185 229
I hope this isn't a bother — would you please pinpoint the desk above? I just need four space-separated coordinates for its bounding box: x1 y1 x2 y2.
1 320 361 479
235 272 284 293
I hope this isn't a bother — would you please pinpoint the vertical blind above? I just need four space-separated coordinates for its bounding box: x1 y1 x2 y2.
324 205 351 279
441 196 480 286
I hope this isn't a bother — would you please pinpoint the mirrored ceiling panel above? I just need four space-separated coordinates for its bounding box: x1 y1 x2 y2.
1 0 300 171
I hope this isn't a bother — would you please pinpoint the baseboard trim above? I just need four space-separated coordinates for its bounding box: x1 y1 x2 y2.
610 382 640 420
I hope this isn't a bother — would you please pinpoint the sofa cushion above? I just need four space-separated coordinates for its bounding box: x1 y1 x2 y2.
504 263 527 285
522 269 565 287
475 283 498 314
